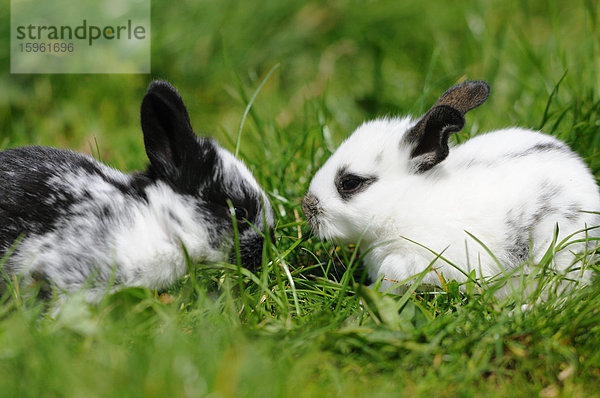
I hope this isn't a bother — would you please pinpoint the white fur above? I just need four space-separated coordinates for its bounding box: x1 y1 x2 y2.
114 182 227 290
217 146 275 227
1 80 274 303
307 117 600 295
12 169 226 297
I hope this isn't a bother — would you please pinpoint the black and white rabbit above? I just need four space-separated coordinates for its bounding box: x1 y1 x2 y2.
0 80 274 300
303 81 600 295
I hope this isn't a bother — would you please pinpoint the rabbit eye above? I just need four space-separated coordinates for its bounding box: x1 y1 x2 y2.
340 177 363 192
226 199 250 221
335 169 378 199
234 207 249 220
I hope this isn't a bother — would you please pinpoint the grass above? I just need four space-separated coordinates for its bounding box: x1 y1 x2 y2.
2 0 600 396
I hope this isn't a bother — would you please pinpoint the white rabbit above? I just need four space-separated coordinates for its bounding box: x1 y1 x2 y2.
0 81 274 301
302 81 600 296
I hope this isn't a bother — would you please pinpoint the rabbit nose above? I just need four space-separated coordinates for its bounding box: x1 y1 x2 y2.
302 192 317 213
302 192 322 227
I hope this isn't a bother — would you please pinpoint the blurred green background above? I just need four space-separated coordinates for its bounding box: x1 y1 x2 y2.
2 1 600 397
2 0 599 178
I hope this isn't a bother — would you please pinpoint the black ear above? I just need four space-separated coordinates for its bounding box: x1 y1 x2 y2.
433 80 490 113
406 106 464 173
403 80 490 173
140 81 200 180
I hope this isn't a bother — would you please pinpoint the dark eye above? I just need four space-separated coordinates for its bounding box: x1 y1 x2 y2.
335 172 378 199
339 176 363 193
234 207 249 220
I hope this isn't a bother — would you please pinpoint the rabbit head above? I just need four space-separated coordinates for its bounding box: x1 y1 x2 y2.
302 81 490 245
140 81 275 270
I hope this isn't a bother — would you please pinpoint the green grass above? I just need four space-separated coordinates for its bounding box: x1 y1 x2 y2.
2 0 600 396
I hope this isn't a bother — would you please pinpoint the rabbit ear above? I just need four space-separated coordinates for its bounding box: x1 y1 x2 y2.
433 80 490 114
405 105 464 173
140 81 205 180
403 81 490 173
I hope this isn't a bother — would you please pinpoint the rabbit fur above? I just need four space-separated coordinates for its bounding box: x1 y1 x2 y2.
0 81 274 301
303 81 600 296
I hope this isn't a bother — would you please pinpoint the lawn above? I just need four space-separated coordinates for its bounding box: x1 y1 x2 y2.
1 0 600 397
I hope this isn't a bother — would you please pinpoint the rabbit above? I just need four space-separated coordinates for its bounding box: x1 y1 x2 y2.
0 80 274 302
302 80 600 297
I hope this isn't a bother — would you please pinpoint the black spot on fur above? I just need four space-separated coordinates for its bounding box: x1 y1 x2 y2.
0 146 149 258
564 204 582 222
531 181 563 225
456 141 574 169
0 147 75 250
101 205 112 219
513 142 570 158
74 154 145 198
507 239 530 264
504 209 531 266
503 181 586 266
167 209 183 228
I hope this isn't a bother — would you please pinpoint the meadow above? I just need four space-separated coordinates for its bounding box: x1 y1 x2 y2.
1 0 600 396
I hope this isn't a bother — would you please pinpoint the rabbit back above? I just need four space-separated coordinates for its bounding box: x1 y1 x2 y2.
0 146 146 290
364 127 600 288
1 145 230 294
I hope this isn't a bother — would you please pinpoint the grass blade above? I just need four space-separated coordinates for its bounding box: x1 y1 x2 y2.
235 63 280 157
